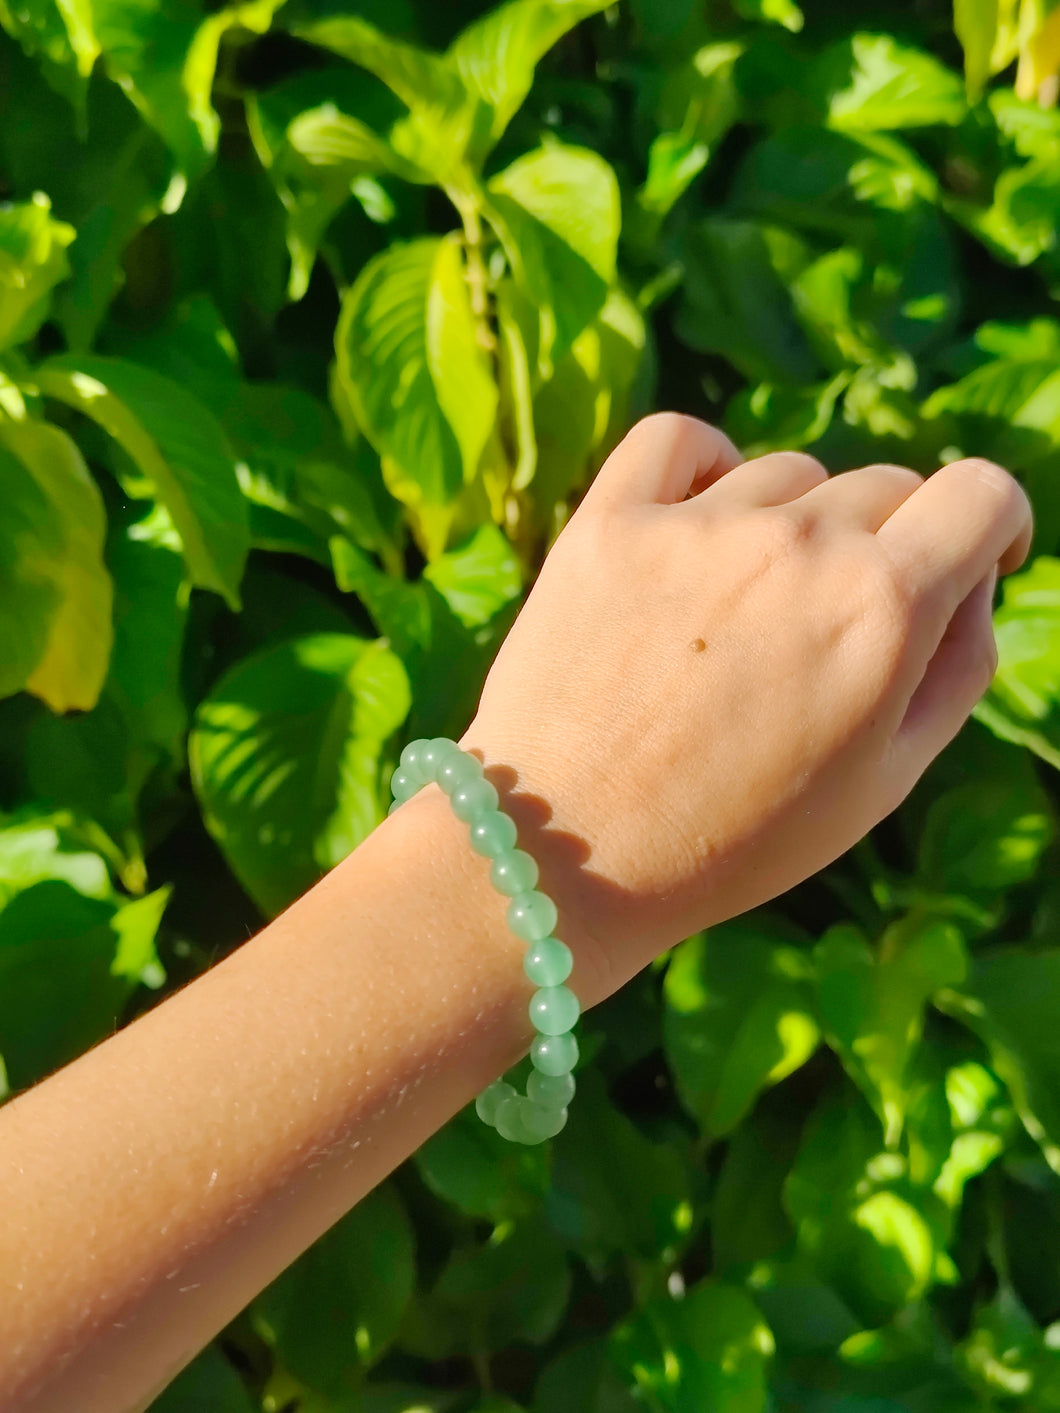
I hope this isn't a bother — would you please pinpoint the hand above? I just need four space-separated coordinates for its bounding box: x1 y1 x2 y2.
460 413 1033 1006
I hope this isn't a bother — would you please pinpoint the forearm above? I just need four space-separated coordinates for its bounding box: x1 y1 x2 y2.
0 775 600 1412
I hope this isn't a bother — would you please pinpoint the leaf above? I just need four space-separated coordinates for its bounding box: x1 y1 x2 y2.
545 1067 694 1264
335 235 497 557
35 355 249 609
147 1342 257 1413
973 556 1060 769
733 0 803 31
489 140 620 373
814 919 968 1143
190 633 411 918
421 524 521 629
610 1280 774 1413
673 217 819 384
415 1102 550 1223
0 0 98 115
535 1337 643 1413
662 915 820 1139
0 879 166 1091
784 1086 938 1326
955 0 1001 99
447 0 612 156
253 1183 415 1399
0 412 112 712
917 767 1054 896
0 809 112 908
711 1103 802 1274
399 1214 570 1357
809 34 966 131
0 193 75 353
945 948 1060 1173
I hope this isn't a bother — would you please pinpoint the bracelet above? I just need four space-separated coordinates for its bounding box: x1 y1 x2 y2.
388 737 579 1146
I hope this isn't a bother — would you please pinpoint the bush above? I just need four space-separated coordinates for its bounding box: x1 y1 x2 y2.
3 0 1060 1408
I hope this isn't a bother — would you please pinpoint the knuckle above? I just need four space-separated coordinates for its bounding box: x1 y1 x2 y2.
953 456 1022 507
757 506 818 557
864 462 925 491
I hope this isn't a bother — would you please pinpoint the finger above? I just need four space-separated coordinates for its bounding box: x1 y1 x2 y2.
887 566 999 787
697 451 829 509
794 463 924 530
876 458 1034 619
582 413 744 512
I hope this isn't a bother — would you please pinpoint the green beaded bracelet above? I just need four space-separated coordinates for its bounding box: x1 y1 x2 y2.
389 737 579 1145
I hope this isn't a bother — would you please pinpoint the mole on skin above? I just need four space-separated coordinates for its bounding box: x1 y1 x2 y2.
690 638 706 653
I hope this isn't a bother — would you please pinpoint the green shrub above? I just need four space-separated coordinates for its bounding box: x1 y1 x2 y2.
3 0 1060 1408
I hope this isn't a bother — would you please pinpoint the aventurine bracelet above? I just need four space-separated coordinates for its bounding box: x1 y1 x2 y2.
388 737 579 1146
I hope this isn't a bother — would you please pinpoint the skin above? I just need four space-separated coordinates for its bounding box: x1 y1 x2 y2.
0 415 1032 1411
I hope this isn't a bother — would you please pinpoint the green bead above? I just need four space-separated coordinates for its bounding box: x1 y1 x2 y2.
399 740 430 776
451 777 500 822
529 985 581 1035
438 752 483 795
495 1095 540 1144
531 1031 578 1077
524 937 573 987
475 1079 515 1126
468 810 518 859
389 768 419 803
522 1102 568 1141
508 890 558 943
387 800 402 816
421 737 458 778
490 849 539 896
527 1070 575 1109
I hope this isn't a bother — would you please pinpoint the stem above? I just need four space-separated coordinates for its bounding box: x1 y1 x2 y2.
449 189 496 356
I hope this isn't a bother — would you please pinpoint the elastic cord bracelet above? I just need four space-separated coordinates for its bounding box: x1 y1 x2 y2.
389 737 579 1146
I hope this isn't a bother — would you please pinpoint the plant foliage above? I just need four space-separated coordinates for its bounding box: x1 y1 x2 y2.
3 0 1060 1408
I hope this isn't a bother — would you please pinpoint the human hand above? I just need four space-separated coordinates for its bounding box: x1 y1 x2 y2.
459 414 1033 1006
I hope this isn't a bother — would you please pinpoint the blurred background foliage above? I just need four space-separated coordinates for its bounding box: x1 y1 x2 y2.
4 0 1060 1407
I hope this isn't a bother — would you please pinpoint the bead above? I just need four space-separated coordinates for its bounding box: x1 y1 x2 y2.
524 937 573 987
438 752 484 795
475 1079 515 1126
451 777 500 822
530 985 581 1035
399 740 429 776
421 737 458 778
490 849 539 896
468 810 518 859
495 1095 539 1144
522 1102 568 1141
508 890 558 943
531 1031 579 1076
388 800 402 816
389 768 419 803
527 1070 575 1109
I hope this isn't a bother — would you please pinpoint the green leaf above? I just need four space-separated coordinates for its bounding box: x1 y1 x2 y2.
190 633 411 918
955 0 1001 100
399 1213 570 1357
733 0 803 31
0 412 112 712
489 140 620 373
35 355 249 609
814 919 968 1143
973 557 1060 769
0 0 98 115
809 34 966 132
422 524 521 629
610 1280 774 1413
0 879 166 1091
662 915 820 1139
545 1067 694 1264
945 948 1060 1173
711 1103 801 1274
784 1086 938 1325
253 1182 415 1398
335 236 496 557
0 809 112 908
535 1337 642 1413
414 1102 550 1223
0 193 75 352
447 0 612 156
917 766 1054 896
673 217 819 384
147 1342 257 1413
